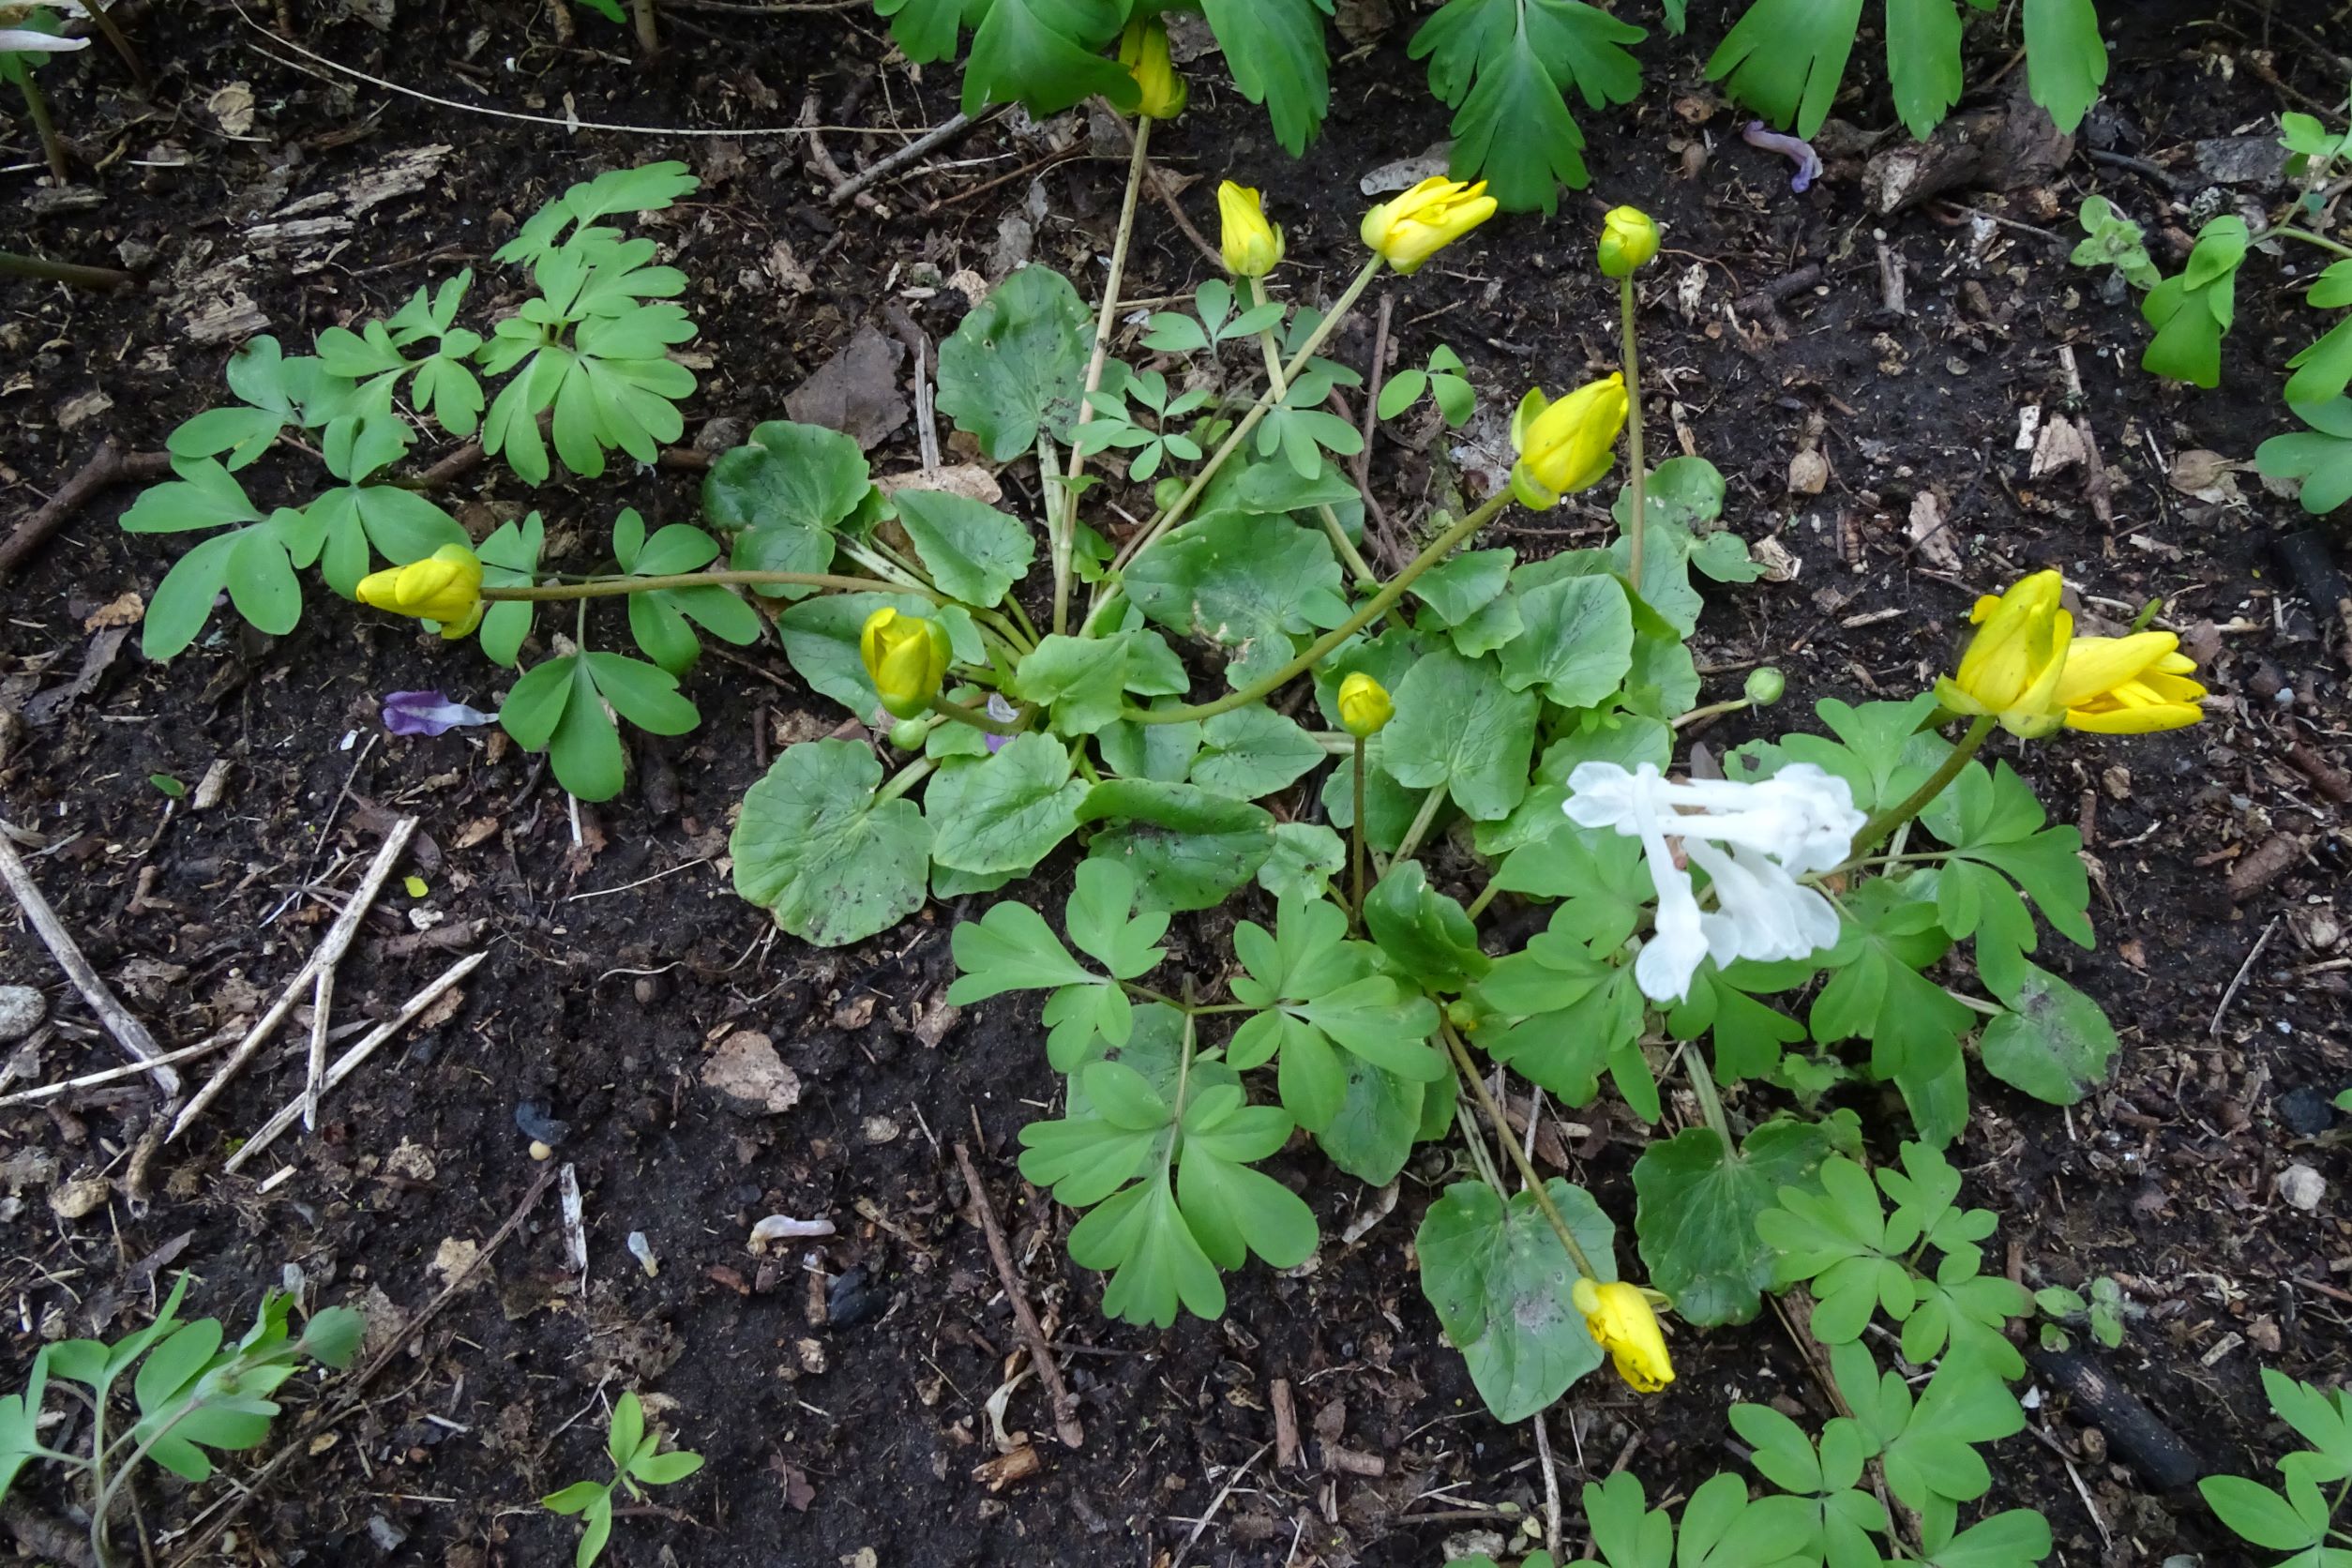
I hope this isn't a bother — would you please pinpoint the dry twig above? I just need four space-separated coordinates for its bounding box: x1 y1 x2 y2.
0 834 181 1096
954 1139 1084 1449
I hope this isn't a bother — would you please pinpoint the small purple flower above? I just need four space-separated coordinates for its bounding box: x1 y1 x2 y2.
383 689 498 737
983 692 1018 754
1743 121 1823 194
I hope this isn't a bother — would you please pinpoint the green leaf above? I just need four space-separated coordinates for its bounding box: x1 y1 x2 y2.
542 1479 608 1515
607 1391 645 1470
1886 0 1965 138
1079 780 1277 912
1382 648 1540 821
1920 1509 2053 1568
893 490 1034 608
927 734 1088 876
1633 1120 1835 1327
476 512 545 668
1500 573 1636 708
1258 822 1348 903
630 1449 703 1486
1363 861 1491 989
1920 759 2090 993
1809 882 1974 1143
1178 1087 1318 1271
703 420 876 596
1068 1170 1226 1326
2257 397 2352 516
1125 512 1346 689
777 592 981 718
1065 858 1169 980
2202 1474 2329 1553
1199 0 1335 156
1472 923 1647 1107
1977 962 2117 1105
2021 0 2107 134
1666 961 1811 1085
1014 630 1188 734
1315 1057 1425 1185
1411 548 1515 628
2142 217 2248 389
1188 705 1326 799
938 267 1093 460
732 740 932 947
1708 0 1864 139
1411 0 1645 212
1416 1179 1616 1423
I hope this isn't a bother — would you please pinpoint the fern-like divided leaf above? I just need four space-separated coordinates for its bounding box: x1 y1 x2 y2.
1410 0 1646 213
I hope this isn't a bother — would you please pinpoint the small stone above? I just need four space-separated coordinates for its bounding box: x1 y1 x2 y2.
2278 1163 2327 1212
797 1336 827 1374
701 1032 802 1116
0 986 46 1043
49 1174 112 1220
862 1114 901 1145
2276 1087 2339 1138
529 1140 553 1162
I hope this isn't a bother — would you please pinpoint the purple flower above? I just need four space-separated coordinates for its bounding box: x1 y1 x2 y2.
1743 121 1823 194
984 693 1018 754
383 689 498 737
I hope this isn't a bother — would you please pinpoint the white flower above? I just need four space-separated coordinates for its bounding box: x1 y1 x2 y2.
2 1 91 53
1564 761 1865 1003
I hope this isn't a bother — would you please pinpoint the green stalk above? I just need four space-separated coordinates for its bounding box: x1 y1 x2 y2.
1126 488 1511 726
1683 1043 1732 1145
18 74 68 184
1464 878 1501 923
1249 277 1379 590
2266 224 2352 262
1440 1020 1598 1280
874 757 936 806
1390 785 1446 867
1102 255 1386 594
1845 713 1998 863
1056 112 1153 636
481 570 930 601
1619 275 1648 590
0 249 133 291
1350 736 1368 928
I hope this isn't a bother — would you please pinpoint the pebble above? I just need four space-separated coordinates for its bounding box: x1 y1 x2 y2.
0 986 46 1044
528 1140 553 1162
2276 1086 2340 1138
2278 1163 2327 1213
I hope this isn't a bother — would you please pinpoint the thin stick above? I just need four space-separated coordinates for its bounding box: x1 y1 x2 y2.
1354 293 1395 543
0 1033 236 1109
170 819 417 1141
1177 1441 1270 1564
302 967 333 1132
223 952 486 1172
827 110 983 204
954 1139 1084 1450
0 442 173 583
0 835 180 1096
83 0 148 89
0 249 135 291
18 74 68 184
2209 915 2280 1037
1102 111 1221 268
1532 1411 1564 1561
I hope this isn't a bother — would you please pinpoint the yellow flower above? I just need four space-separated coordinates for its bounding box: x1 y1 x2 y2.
2052 632 2207 733
1119 17 1186 121
1509 374 1629 509
1933 570 2073 738
1360 176 1497 276
356 543 484 640
1598 205 1662 279
1573 1277 1674 1395
1218 182 1284 279
859 606 953 721
1337 672 1393 738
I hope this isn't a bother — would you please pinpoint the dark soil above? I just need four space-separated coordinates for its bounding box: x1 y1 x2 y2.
3 3 2349 1565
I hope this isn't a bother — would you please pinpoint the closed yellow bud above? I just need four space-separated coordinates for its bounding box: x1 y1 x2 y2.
1337 671 1393 738
859 606 953 721
1359 176 1497 276
2051 632 2207 733
1932 570 2073 738
1573 1277 1675 1395
1119 17 1186 121
1217 182 1284 279
1509 374 1629 510
1598 205 1662 278
356 543 485 640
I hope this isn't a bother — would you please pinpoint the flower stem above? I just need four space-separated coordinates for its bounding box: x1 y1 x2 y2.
0 249 134 291
928 693 1027 736
17 75 68 184
1682 1044 1732 1145
1847 713 1998 862
1126 489 1511 726
1391 785 1446 868
1672 697 1754 731
483 570 928 601
2265 223 2352 262
1619 275 1648 590
1464 879 1501 922
1103 255 1386 591
1251 279 1380 592
1350 736 1368 927
1440 1021 1597 1280
1057 105 1149 641
874 757 936 806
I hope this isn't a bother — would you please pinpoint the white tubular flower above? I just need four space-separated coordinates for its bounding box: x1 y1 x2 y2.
1564 761 1864 1003
3 1 91 53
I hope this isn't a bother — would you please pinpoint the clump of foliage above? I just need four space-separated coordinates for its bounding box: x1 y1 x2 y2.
0 1275 362 1568
541 1390 704 1568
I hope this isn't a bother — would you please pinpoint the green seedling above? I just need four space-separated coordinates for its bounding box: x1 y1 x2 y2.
541 1390 704 1568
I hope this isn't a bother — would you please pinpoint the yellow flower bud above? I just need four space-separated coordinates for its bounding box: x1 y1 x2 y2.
1598 205 1662 279
1359 176 1497 276
1118 17 1187 121
1573 1277 1675 1395
1217 182 1284 279
859 606 953 721
1336 671 1393 738
1509 374 1629 510
356 543 485 640
2051 632 2207 733
1932 570 2073 738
